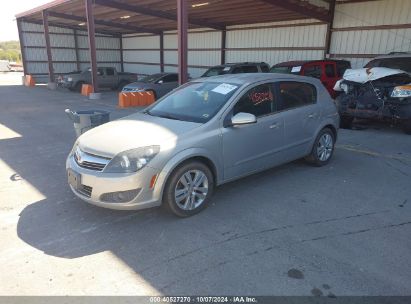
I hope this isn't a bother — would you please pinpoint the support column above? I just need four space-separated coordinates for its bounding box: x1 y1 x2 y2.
85 0 99 93
73 29 81 71
177 0 188 85
324 0 336 58
16 19 28 76
221 27 226 65
160 32 164 72
119 34 124 72
42 10 55 86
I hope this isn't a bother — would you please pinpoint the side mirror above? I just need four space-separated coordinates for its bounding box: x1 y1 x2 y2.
230 112 257 126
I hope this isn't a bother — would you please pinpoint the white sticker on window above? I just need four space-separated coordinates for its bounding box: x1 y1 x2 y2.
212 83 238 95
291 66 302 73
223 67 231 72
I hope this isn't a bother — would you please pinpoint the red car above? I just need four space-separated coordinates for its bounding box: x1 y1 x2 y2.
270 59 351 98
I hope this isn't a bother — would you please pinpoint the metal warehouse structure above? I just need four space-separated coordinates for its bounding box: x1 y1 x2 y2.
16 0 411 92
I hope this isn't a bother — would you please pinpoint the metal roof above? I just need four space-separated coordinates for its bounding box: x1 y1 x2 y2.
16 0 337 35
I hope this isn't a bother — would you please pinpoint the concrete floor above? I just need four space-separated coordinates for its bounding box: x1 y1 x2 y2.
0 74 410 296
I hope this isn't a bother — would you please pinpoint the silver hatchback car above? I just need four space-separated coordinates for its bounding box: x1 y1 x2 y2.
67 73 339 217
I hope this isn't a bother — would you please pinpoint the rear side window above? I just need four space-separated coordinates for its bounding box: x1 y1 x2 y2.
232 67 244 74
106 68 115 76
304 65 321 79
325 64 335 77
233 83 276 117
242 65 259 73
278 82 317 111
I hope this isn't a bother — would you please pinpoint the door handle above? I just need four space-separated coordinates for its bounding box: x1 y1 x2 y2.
308 113 317 118
269 122 280 129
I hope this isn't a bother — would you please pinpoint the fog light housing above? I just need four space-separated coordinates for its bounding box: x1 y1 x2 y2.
100 189 141 203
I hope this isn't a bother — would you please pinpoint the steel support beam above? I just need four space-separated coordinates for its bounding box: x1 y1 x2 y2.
160 32 164 72
261 0 331 22
221 28 226 65
119 35 124 72
85 0 98 92
42 10 55 82
177 0 188 85
16 19 28 75
324 0 336 58
95 0 225 30
48 11 160 35
73 29 81 71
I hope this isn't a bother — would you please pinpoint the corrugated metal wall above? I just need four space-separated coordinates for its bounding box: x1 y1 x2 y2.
226 19 327 65
331 0 411 67
20 21 121 83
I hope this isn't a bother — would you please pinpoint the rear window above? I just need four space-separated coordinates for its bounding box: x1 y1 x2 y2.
278 81 317 111
365 57 411 73
270 66 295 74
241 65 259 73
202 66 231 77
325 64 335 77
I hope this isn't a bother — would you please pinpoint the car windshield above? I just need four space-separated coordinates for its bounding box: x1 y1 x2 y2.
201 66 231 77
365 57 411 73
270 66 295 74
139 74 163 83
146 82 240 123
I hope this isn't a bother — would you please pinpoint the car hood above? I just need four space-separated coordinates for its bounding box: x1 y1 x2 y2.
77 112 201 158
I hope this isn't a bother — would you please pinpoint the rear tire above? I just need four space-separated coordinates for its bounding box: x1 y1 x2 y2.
402 119 411 135
74 81 84 93
305 128 335 167
340 116 354 129
163 161 214 217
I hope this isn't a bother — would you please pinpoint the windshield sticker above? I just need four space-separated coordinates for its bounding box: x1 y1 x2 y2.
212 83 238 95
223 67 231 72
291 66 302 73
249 90 274 105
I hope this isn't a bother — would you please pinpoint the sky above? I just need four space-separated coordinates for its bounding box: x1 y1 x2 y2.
0 0 50 41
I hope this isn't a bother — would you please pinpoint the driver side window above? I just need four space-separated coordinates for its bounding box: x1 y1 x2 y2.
233 83 276 117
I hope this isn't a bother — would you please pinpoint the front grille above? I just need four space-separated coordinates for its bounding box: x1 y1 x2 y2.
75 160 106 171
74 147 110 172
77 185 92 198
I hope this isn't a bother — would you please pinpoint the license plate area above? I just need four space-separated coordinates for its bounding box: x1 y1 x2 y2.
68 169 81 190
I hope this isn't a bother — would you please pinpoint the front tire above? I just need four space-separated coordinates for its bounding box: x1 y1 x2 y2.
163 161 214 217
305 128 335 166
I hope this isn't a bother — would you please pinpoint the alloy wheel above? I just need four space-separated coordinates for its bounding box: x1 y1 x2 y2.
174 170 209 210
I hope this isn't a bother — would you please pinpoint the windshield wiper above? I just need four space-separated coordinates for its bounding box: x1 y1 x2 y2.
156 114 182 121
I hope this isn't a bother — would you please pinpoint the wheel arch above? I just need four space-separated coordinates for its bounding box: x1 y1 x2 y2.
155 149 221 204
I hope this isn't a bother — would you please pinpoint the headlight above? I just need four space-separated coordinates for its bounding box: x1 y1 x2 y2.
67 77 73 82
104 146 160 173
391 85 411 98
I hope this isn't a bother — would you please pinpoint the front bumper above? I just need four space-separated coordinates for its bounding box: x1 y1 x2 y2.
66 155 163 210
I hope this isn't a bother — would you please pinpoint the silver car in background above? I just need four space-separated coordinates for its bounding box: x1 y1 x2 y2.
67 73 339 217
122 72 179 99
